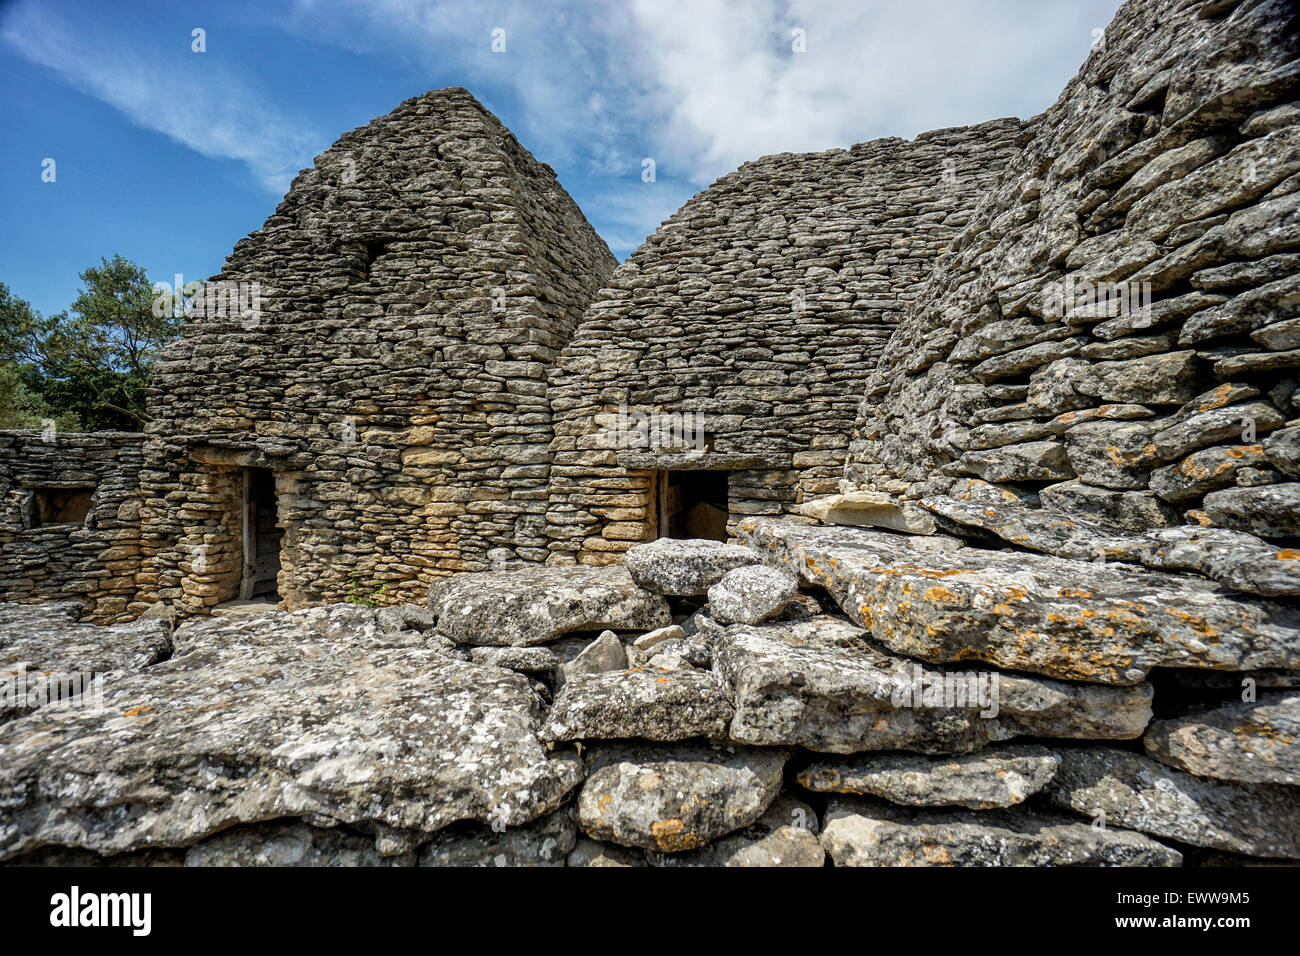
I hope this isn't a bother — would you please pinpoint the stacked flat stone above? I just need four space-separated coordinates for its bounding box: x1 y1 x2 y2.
545 119 1025 565
7 523 1294 866
0 430 145 622
844 0 1300 560
140 87 616 614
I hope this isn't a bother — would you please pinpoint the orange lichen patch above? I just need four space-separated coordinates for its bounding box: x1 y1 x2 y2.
924 585 961 603
1227 444 1263 459
1199 383 1235 412
877 564 973 580
1186 510 1212 527
1164 607 1219 640
1276 550 1300 561
1059 588 1092 598
651 818 704 852
860 605 874 628
123 705 153 717
874 718 889 732
921 844 952 864
1230 723 1294 747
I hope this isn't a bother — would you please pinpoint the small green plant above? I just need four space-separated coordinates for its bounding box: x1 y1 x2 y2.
344 571 389 608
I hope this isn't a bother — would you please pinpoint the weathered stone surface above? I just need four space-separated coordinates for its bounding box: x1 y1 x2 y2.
741 518 1300 684
1045 747 1300 858
632 624 684 651
0 605 582 860
623 538 760 596
646 796 824 867
1150 444 1268 501
800 491 936 534
951 440 1074 483
707 565 798 625
715 616 1152 753
542 667 733 742
430 566 670 646
1039 480 1178 531
1202 482 1300 537
0 601 173 722
185 820 413 867
577 743 786 852
840 0 1300 623
417 812 575 867
921 492 1300 597
565 836 647 867
820 797 1181 867
798 746 1061 810
1144 691 1300 786
468 645 559 673
557 630 626 685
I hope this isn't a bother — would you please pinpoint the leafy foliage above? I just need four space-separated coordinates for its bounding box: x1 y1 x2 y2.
0 256 182 431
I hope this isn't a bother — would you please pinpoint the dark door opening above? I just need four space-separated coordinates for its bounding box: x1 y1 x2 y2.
240 468 281 601
660 470 729 540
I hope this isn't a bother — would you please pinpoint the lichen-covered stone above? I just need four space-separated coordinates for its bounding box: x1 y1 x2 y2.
707 565 798 625
185 820 414 867
820 797 1181 867
430 565 670 646
741 519 1300 684
798 746 1061 810
623 539 760 596
542 667 733 743
715 616 1152 753
1144 691 1300 785
645 796 823 867
0 605 582 861
0 601 172 722
576 743 786 852
1045 747 1300 858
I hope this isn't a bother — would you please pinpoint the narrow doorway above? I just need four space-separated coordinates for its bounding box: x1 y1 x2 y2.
240 467 281 600
658 470 729 540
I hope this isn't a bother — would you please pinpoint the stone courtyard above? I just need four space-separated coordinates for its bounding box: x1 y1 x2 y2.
1 0 1299 866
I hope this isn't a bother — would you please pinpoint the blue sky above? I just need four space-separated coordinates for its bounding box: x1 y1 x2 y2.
2 0 1123 318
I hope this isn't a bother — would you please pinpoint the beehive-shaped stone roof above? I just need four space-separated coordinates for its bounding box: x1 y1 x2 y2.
142 88 617 607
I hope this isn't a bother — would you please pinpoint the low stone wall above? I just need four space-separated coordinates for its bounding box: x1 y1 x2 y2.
0 430 146 622
2 526 1294 866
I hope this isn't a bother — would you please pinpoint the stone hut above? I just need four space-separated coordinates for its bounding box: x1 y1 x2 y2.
0 430 145 622
543 120 1025 564
137 88 617 614
845 0 1300 555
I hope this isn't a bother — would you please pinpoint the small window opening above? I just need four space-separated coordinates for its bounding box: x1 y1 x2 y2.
30 487 94 527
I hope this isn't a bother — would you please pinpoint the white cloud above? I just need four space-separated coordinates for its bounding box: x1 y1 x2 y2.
4 0 1126 248
274 0 1124 242
1 2 321 193
627 0 1126 182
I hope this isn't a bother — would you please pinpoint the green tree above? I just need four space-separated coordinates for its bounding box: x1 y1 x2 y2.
0 256 182 431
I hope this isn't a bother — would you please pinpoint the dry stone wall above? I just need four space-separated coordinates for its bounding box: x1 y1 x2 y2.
141 88 616 614
0 430 145 622
545 120 1025 564
845 0 1300 552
